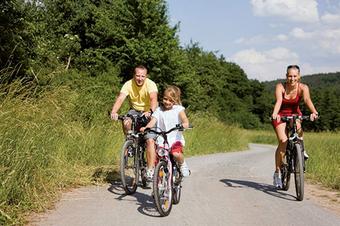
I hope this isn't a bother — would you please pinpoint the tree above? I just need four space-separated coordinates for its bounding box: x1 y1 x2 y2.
0 0 35 82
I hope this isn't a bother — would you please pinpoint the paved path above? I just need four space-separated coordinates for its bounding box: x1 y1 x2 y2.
31 144 340 226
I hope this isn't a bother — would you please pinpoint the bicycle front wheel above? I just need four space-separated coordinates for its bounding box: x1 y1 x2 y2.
294 143 304 201
172 183 181 205
281 151 291 191
153 160 173 216
120 140 139 195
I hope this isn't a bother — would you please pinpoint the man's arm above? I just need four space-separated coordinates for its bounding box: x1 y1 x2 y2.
111 92 127 120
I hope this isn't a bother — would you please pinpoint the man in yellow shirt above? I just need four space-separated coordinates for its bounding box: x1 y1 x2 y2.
111 65 158 181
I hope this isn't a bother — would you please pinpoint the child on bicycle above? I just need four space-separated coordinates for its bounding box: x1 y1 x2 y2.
140 85 190 178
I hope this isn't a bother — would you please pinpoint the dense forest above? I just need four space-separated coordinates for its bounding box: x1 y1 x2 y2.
1 0 339 131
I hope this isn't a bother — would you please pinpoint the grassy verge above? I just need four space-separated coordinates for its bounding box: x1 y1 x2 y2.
0 84 120 225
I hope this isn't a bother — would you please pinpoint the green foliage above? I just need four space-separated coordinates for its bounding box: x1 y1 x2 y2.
0 79 122 225
0 0 36 81
182 43 266 128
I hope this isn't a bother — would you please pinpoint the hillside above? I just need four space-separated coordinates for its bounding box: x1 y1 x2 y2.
263 71 340 91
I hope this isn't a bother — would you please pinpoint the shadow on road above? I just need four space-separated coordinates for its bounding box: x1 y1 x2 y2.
107 180 161 217
220 178 297 201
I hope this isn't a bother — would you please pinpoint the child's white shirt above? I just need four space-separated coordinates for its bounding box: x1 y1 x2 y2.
152 105 185 147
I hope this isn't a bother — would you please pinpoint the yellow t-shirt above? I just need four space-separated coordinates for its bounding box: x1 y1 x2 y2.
120 78 158 111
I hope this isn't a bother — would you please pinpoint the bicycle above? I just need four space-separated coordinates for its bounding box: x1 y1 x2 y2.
118 114 149 195
146 124 192 216
280 115 311 201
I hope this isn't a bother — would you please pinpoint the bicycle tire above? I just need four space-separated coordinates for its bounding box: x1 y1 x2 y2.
172 165 181 204
153 160 173 216
281 164 290 191
138 148 148 188
120 140 139 195
281 147 291 191
294 143 304 201
172 184 181 204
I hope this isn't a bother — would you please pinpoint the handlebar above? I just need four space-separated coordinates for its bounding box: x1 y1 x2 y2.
270 114 320 122
280 115 311 122
144 124 193 136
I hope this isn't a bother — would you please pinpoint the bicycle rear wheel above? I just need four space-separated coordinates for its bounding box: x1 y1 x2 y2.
120 140 139 195
294 143 304 201
153 160 173 216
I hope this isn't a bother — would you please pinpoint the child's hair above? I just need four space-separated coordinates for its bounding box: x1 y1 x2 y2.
164 85 182 105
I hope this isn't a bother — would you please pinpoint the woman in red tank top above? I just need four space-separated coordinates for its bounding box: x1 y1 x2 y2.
271 65 318 189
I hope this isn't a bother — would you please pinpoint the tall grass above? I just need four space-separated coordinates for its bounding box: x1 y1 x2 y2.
0 83 121 225
304 133 340 189
185 112 248 156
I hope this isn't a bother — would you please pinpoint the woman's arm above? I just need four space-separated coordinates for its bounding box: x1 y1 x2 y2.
301 84 318 120
272 83 283 120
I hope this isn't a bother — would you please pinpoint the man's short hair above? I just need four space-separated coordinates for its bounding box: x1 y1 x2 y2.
135 65 148 72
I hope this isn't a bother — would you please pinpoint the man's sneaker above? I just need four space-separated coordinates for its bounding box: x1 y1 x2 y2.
273 172 282 189
304 151 309 160
146 168 154 182
180 161 190 177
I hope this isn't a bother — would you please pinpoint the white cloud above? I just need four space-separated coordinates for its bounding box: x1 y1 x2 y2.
288 27 340 54
321 12 340 24
234 35 267 45
230 47 299 81
319 28 340 54
276 34 288 41
251 0 319 23
290 27 314 39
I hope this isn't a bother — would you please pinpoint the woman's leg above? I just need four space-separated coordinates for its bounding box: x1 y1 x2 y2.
274 123 288 172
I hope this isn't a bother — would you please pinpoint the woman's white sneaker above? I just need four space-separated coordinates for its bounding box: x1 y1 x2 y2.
273 172 282 189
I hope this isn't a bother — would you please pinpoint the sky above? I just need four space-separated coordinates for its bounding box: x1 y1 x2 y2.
166 0 340 81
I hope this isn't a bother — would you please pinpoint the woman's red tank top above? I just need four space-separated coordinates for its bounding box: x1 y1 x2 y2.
278 83 302 116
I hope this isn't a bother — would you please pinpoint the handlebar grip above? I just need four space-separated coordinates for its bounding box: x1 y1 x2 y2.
118 116 125 120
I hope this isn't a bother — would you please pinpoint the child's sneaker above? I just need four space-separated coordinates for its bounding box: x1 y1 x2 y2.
180 161 190 177
146 168 154 182
273 172 282 189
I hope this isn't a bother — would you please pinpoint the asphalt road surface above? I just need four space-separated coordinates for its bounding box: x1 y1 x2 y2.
31 144 340 226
